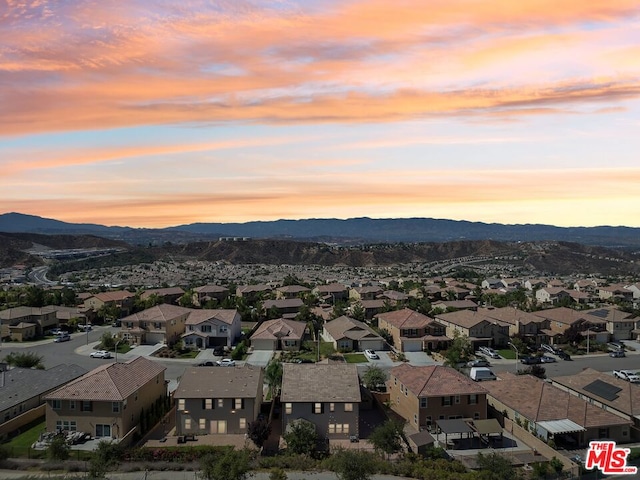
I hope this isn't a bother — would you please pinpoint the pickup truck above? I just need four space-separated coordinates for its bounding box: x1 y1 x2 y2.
613 370 640 383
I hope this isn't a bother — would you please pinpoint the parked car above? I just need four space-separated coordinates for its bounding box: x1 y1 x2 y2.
520 356 542 365
540 355 556 363
90 350 112 359
467 359 491 368
48 328 63 336
54 333 71 343
77 324 93 331
478 346 500 359
197 360 215 367
608 342 625 351
613 370 640 383
540 344 559 355
364 349 380 360
610 350 626 358
212 346 225 356
469 367 497 381
216 358 236 367
557 350 571 361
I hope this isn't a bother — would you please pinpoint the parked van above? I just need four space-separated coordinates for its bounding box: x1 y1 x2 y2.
470 367 497 382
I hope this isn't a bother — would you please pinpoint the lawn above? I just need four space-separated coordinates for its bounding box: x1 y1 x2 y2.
343 353 367 363
498 349 517 359
4 419 47 458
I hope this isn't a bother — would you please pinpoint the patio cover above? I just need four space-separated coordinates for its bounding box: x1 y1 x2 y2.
470 419 503 436
537 419 586 435
436 419 474 435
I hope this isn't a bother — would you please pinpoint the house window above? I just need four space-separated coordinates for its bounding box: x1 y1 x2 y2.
52 400 61 410
344 403 353 412
56 420 77 432
314 403 323 414
201 325 212 333
178 399 185 411
414 414 418 424
95 424 111 438
81 401 92 412
153 322 161 329
69 400 76 410
112 402 120 413
474 413 480 420
239 418 247 429
442 397 452 407
330 403 335 412
218 399 224 408
420 398 428 408
199 418 206 430
285 403 292 414
234 398 244 410
454 395 460 404
185 418 192 430
342 424 349 434
220 326 227 332
469 394 478 405
204 399 213 410
329 424 336 434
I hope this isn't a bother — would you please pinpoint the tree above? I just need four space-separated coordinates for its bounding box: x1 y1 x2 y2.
269 468 288 480
368 419 403 458
329 449 377 480
283 419 318 455
3 351 44 369
47 433 70 461
247 416 271 447
24 286 45 307
362 365 386 391
444 331 473 368
476 451 518 480
351 302 365 321
89 440 122 479
200 448 250 480
178 291 194 307
100 332 115 351
265 360 283 395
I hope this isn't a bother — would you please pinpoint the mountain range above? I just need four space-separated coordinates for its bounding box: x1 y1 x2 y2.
1 212 639 249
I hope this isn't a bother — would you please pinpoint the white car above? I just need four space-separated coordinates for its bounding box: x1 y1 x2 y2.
364 349 379 360
479 346 500 359
613 369 640 383
90 350 112 359
216 358 236 367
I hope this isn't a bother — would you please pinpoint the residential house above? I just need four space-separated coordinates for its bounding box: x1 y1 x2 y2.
481 278 504 290
439 286 472 301
388 364 488 431
49 305 94 328
349 286 383 302
0 306 58 337
531 307 607 344
547 279 566 288
262 298 304 318
0 364 87 441
431 299 478 312
45 357 167 443
535 287 573 305
485 373 632 447
250 318 306 351
585 307 635 341
83 290 135 316
120 304 191 346
174 365 263 436
193 285 230 306
475 307 550 346
434 310 510 348
624 282 640 299
182 309 242 349
551 368 640 441
376 308 448 352
140 287 185 305
574 279 600 293
281 364 361 442
275 285 310 299
524 279 547 291
322 315 385 352
598 284 634 302
359 299 387 320
313 283 349 303
236 284 272 303
378 290 409 303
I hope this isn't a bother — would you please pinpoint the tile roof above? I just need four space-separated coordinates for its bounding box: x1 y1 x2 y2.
485 373 630 429
194 285 229 294
476 307 547 326
281 364 361 403
263 298 304 309
174 365 262 399
92 290 134 302
435 310 495 329
376 308 432 329
121 304 191 323
323 315 383 342
276 285 310 294
46 356 165 402
0 364 87 411
314 283 348 294
250 318 306 340
531 307 605 326
390 364 487 397
185 308 238 326
0 306 57 320
140 287 185 299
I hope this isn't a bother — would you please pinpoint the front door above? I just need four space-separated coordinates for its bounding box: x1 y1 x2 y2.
210 420 227 434
96 424 111 438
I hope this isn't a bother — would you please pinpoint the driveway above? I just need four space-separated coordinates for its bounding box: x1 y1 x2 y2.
246 350 273 367
404 351 438 366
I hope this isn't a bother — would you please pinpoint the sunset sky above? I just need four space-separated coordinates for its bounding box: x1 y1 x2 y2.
2 0 640 228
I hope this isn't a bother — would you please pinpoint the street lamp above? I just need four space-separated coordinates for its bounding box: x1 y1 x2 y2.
586 328 591 354
115 339 122 363
508 342 518 374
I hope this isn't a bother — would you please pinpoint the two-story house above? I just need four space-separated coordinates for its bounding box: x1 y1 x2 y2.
434 310 510 349
44 357 166 444
349 286 383 302
376 308 446 352
236 284 272 303
83 290 135 317
182 309 241 349
174 365 263 436
476 307 550 346
281 364 361 443
322 315 385 352
585 307 635 341
275 285 311 299
531 307 607 344
312 283 349 303
120 304 191 346
0 306 58 338
140 287 185 305
193 285 230 306
262 299 304 318
250 318 306 351
388 364 488 432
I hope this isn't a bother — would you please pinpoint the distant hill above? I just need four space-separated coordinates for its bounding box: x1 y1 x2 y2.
1 212 639 248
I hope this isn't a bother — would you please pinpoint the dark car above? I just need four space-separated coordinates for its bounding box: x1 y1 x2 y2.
467 359 491 368
197 361 215 367
610 350 626 358
292 358 314 364
212 346 225 356
520 356 541 365
557 350 571 361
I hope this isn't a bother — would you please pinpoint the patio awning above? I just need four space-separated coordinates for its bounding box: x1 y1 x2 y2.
436 419 474 435
537 419 586 435
470 419 503 435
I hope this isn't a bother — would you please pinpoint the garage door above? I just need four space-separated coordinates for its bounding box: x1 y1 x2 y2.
401 339 423 352
359 339 385 351
145 332 165 344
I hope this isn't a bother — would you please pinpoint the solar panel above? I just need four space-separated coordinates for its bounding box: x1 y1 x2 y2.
584 379 622 401
587 309 609 319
